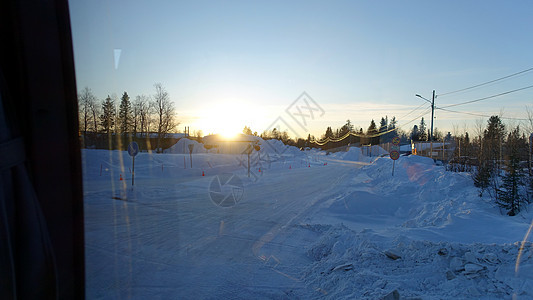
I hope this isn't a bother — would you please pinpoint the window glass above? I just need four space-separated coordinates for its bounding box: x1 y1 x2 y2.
70 1 533 298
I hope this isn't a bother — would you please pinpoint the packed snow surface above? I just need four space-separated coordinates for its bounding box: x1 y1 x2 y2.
83 144 533 299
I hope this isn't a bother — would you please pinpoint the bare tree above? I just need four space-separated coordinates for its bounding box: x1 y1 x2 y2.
89 96 100 133
151 83 178 152
78 87 100 147
78 87 95 136
134 95 149 138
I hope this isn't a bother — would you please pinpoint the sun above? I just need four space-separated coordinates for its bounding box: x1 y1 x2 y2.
200 102 250 139
219 125 242 139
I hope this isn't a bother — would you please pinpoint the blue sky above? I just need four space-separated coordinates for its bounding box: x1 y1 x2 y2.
69 0 533 138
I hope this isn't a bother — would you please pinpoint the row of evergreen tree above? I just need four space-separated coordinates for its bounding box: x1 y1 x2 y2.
78 83 178 151
318 116 451 146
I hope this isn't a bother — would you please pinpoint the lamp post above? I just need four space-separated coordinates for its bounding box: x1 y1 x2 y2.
416 90 436 158
415 91 435 141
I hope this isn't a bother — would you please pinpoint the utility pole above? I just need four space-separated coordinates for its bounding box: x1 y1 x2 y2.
430 90 435 159
415 90 436 159
430 90 435 142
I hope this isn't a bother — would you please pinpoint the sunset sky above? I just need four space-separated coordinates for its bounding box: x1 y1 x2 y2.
69 0 533 138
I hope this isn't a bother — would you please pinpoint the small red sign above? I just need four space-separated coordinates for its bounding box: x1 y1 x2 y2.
390 150 400 160
392 137 400 146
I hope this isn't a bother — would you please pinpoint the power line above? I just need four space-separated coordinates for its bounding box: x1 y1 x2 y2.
435 107 529 121
398 102 428 120
438 67 533 97
439 84 533 109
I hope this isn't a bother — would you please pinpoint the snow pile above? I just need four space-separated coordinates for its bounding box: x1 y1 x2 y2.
303 153 533 298
259 139 306 160
358 155 478 230
164 138 206 154
316 154 532 242
337 147 368 162
302 224 533 299
260 139 292 154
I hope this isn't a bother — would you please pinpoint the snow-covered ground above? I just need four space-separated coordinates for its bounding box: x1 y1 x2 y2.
82 144 533 299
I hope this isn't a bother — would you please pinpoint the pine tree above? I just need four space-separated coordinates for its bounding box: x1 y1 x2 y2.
497 127 526 215
338 120 352 137
379 117 388 133
243 126 252 135
419 118 427 141
388 116 397 131
367 120 378 135
324 126 334 138
411 125 419 142
346 119 354 132
484 115 505 165
118 91 132 134
271 128 279 139
475 116 505 189
100 96 115 134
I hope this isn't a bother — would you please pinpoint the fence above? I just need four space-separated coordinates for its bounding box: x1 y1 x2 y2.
411 141 456 162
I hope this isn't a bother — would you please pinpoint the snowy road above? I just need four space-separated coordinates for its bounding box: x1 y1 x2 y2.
83 148 533 299
85 157 362 299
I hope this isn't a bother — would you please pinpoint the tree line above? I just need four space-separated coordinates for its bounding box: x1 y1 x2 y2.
78 83 178 151
447 115 533 216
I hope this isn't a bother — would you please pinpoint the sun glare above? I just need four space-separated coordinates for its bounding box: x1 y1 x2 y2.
219 127 241 139
200 102 250 139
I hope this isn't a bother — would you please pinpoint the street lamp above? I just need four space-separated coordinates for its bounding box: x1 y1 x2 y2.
415 91 435 142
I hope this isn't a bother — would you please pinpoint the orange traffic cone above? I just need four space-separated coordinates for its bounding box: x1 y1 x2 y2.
258 168 261 172
202 171 205 176
119 174 123 181
308 163 310 167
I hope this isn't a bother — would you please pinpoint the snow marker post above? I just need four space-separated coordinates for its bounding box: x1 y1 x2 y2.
188 144 194 168
246 144 252 178
127 142 139 186
100 164 102 176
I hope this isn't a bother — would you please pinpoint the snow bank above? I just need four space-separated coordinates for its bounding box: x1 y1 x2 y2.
314 153 533 244
337 147 368 162
258 139 307 161
302 224 533 299
164 138 206 154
